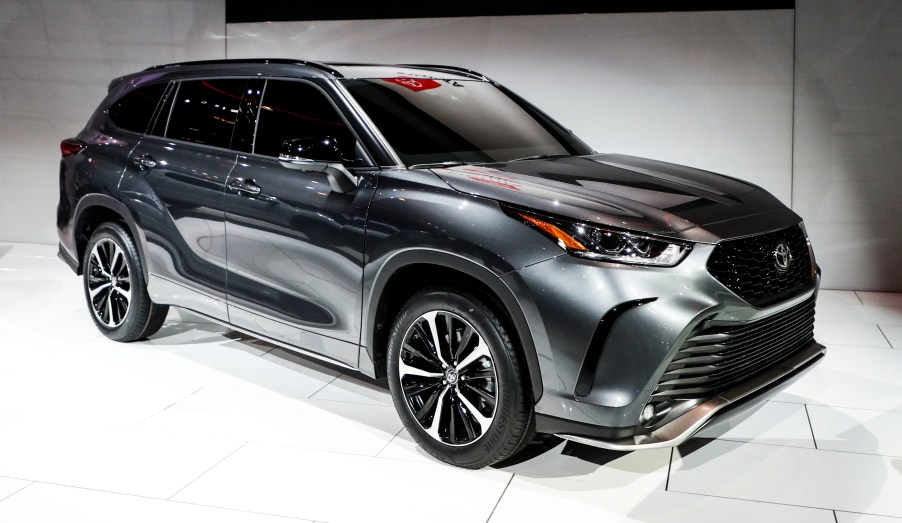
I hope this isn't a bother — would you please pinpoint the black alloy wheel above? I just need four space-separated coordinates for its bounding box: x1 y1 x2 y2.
82 222 169 341
387 288 534 469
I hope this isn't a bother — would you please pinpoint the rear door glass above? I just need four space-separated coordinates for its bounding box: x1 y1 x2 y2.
165 79 248 149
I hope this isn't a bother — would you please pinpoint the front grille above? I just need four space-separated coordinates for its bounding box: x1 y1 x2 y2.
707 225 813 307
650 297 815 401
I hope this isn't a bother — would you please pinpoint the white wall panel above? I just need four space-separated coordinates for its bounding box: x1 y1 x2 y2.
227 11 795 206
794 0 902 291
2 2 899 290
0 0 225 245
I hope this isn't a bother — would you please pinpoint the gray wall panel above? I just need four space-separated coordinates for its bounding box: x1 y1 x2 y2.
2 2 899 290
227 11 795 206
794 0 902 290
0 0 225 245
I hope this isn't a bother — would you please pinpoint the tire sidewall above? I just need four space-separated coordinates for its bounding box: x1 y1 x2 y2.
387 289 527 468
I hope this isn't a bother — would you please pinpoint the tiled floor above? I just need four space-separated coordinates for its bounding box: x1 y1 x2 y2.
1 241 900 523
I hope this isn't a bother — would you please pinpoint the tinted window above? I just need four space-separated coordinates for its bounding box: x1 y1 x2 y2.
342 78 591 166
254 80 357 163
108 83 167 134
166 79 248 149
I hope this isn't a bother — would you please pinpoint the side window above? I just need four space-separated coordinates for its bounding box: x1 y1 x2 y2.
254 80 359 164
108 83 167 134
165 79 248 149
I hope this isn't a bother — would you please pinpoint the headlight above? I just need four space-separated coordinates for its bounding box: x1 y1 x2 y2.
508 207 691 266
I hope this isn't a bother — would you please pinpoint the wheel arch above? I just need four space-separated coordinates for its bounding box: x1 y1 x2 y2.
72 194 149 279
364 249 543 402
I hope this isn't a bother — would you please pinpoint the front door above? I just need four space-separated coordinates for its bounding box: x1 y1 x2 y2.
224 79 376 367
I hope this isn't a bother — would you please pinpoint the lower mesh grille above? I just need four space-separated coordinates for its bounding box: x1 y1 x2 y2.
650 297 815 401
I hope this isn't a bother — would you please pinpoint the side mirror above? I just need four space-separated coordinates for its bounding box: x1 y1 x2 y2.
279 136 343 163
278 136 357 194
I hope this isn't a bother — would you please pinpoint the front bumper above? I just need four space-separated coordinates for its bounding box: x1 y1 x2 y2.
500 235 822 446
556 338 824 450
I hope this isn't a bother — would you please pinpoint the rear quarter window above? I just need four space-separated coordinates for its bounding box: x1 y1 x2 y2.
107 83 167 134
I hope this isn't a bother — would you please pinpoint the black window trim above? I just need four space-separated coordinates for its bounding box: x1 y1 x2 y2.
134 75 377 169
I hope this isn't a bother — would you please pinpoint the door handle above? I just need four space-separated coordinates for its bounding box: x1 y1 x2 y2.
133 154 157 169
228 178 263 196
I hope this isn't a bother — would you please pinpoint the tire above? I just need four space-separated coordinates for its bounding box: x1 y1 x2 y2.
387 288 534 469
82 222 169 342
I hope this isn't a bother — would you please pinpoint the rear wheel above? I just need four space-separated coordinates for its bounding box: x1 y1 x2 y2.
82 222 168 341
387 288 534 469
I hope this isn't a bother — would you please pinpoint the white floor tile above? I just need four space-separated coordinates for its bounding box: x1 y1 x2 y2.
135 387 403 456
489 476 835 523
0 278 99 343
808 405 902 457
173 442 512 523
375 428 437 464
0 242 57 258
814 301 902 326
308 372 392 406
497 439 671 489
0 347 201 427
0 483 309 523
815 321 892 348
0 477 30 501
878 324 902 348
4 242 902 521
0 412 17 427
670 439 902 517
78 323 343 399
819 290 863 305
773 345 902 412
860 305 902 326
708 401 816 448
836 512 902 523
857 292 902 308
0 417 243 498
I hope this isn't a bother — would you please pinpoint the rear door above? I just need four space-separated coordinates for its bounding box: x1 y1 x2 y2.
122 78 251 321
224 79 376 367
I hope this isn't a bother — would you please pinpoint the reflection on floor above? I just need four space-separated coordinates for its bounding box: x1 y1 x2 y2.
0 241 900 522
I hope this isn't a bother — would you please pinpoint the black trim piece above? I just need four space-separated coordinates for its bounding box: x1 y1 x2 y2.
574 298 657 397
226 1 795 24
143 59 344 78
535 413 635 441
57 243 79 273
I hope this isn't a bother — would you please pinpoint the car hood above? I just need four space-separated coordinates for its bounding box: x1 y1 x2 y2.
430 154 800 243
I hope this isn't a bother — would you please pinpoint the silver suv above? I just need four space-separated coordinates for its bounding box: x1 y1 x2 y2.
57 59 824 468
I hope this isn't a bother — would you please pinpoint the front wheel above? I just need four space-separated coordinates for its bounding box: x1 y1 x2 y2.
386 288 533 469
82 222 168 341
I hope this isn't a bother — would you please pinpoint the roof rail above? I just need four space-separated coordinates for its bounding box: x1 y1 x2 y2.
142 58 344 77
400 64 490 81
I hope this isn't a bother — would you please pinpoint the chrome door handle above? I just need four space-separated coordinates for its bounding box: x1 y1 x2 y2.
228 178 262 196
133 155 157 169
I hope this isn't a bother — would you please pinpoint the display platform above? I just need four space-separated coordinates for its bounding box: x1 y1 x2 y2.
0 241 900 521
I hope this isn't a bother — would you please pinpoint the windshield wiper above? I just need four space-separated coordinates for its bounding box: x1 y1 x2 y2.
408 161 472 169
505 154 572 163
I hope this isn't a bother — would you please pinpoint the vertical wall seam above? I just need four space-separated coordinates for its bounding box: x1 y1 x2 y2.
790 4 797 210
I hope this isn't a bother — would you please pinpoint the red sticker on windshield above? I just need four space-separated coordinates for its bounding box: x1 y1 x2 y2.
383 77 441 92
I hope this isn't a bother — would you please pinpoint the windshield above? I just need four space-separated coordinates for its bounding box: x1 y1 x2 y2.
341 78 593 166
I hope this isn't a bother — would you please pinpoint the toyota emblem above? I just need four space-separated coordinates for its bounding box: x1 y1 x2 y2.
773 243 793 272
